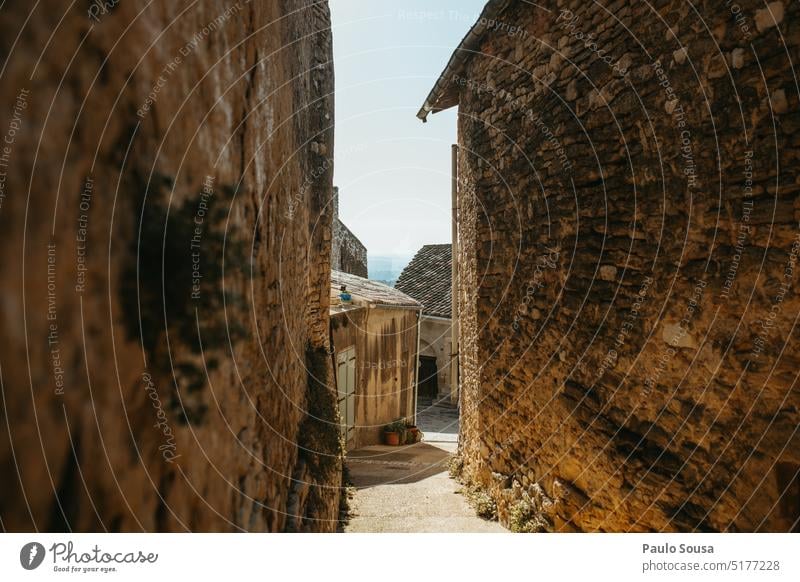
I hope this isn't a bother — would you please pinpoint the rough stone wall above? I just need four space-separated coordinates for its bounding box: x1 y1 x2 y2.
332 187 368 277
454 0 800 531
333 219 369 278
0 0 341 532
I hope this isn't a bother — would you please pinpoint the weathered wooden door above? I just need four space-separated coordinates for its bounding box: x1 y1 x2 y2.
336 347 356 447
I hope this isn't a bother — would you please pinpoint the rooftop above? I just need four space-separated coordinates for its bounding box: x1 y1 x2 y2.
331 270 421 309
394 244 452 319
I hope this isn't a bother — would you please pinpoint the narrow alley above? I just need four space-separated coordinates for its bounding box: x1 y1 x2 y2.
2 0 799 563
344 398 504 533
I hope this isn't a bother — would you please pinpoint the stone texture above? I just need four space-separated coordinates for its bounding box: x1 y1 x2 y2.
755 2 785 32
0 0 341 531
449 0 800 532
331 187 368 277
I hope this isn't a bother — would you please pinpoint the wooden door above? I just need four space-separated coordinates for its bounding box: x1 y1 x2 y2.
336 347 356 448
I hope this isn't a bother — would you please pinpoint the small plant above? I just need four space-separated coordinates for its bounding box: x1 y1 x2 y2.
508 499 545 533
448 455 464 479
404 421 422 443
383 420 405 446
384 420 405 433
339 285 352 304
465 486 497 520
337 464 354 532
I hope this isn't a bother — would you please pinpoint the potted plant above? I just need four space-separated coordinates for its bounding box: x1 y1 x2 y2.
339 285 352 304
405 422 422 444
383 422 401 446
384 420 406 446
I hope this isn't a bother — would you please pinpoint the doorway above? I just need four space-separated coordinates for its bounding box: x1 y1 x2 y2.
336 347 356 448
418 356 439 400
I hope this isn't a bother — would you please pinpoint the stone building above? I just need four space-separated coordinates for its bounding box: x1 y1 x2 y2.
331 186 368 277
395 244 456 403
420 0 800 531
0 0 341 532
330 270 421 449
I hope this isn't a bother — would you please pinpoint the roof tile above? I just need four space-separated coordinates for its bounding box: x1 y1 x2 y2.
331 270 420 308
395 244 451 318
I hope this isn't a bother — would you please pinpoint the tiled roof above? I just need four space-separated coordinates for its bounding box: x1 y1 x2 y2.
331 270 421 308
394 244 451 318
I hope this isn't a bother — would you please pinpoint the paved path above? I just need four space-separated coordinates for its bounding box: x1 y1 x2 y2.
415 396 459 443
343 401 505 533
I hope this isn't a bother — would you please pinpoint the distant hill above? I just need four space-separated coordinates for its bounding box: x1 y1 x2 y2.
368 254 413 287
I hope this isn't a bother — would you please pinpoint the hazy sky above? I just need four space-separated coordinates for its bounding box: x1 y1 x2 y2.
329 0 487 257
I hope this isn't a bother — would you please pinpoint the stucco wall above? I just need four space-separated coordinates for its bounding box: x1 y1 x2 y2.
332 306 419 448
0 0 341 532
420 316 454 399
453 0 800 532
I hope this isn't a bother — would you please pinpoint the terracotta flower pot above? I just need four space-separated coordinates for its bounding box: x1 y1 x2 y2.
384 431 400 446
407 427 420 444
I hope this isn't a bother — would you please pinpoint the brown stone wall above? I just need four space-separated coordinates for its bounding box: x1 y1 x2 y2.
331 186 368 278
333 219 369 278
0 0 341 532
454 0 800 531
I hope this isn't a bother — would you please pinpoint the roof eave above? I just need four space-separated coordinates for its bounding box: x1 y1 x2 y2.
368 301 423 310
417 0 513 122
422 313 452 321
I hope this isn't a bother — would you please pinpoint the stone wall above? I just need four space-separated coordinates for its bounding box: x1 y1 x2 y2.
0 0 341 532
332 187 368 277
453 0 800 532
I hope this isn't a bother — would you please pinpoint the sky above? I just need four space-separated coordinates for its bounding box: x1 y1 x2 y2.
329 0 487 260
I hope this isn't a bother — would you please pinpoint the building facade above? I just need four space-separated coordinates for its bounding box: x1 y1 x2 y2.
330 270 421 449
396 244 456 403
420 0 800 532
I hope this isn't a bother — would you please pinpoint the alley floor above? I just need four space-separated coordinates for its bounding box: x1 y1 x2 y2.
342 398 506 533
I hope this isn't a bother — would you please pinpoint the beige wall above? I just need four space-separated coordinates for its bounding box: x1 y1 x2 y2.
419 316 454 399
331 306 419 448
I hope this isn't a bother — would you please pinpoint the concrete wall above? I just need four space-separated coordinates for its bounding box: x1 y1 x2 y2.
0 0 341 532
331 306 419 448
419 316 454 399
453 0 800 531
